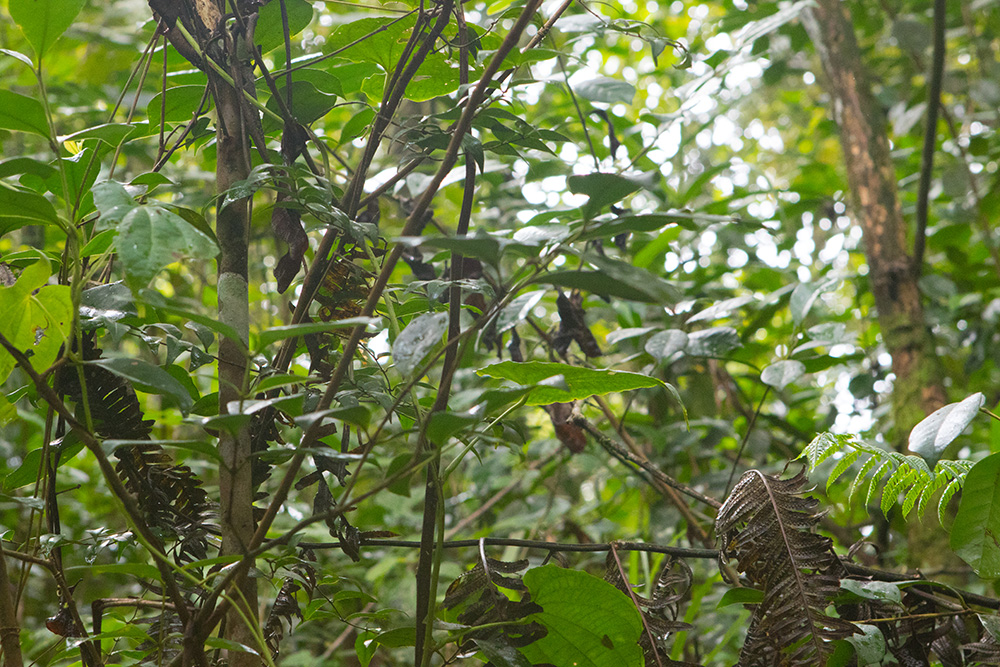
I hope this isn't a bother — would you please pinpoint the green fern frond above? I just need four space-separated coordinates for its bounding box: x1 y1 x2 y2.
801 433 972 525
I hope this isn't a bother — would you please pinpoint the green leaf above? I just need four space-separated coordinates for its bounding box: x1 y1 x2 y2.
909 392 984 468
839 580 901 604
495 290 546 334
326 15 416 70
716 587 764 608
372 627 417 648
0 181 60 237
950 452 1000 578
89 357 194 413
140 290 243 345
760 359 806 390
844 624 886 665
537 269 674 303
61 123 138 147
255 318 378 351
686 327 741 357
254 0 314 54
568 172 647 215
0 255 72 384
789 278 838 325
520 566 643 667
0 90 50 138
426 411 479 443
575 77 636 104
80 230 116 257
147 85 209 127
474 638 532 667
393 312 448 377
92 181 138 229
645 329 688 362
80 282 137 325
9 0 86 58
477 361 663 406
115 205 219 289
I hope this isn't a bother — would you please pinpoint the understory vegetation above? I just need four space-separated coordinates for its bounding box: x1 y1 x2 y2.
4 0 1000 665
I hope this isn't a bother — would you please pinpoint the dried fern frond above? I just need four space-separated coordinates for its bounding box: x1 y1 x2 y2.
717 469 857 666
56 336 213 564
604 553 692 665
801 432 971 524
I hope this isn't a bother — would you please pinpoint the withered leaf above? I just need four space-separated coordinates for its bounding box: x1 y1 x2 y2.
553 290 602 358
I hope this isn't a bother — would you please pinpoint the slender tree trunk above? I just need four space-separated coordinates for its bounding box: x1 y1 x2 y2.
802 0 956 572
0 544 24 667
212 73 258 667
187 4 259 663
801 0 947 437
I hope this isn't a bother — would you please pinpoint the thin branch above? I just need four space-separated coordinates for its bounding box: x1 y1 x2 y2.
572 416 722 510
913 0 946 272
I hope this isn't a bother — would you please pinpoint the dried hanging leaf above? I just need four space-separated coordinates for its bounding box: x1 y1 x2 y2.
272 197 308 294
545 401 586 453
553 290 602 358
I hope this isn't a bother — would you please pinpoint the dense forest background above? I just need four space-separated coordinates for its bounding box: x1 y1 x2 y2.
3 0 1000 664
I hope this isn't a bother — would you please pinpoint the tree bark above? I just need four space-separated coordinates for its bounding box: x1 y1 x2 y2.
0 544 24 667
198 5 257 665
801 0 947 438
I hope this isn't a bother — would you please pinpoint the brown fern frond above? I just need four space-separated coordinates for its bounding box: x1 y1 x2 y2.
56 335 212 565
717 469 857 666
604 553 692 665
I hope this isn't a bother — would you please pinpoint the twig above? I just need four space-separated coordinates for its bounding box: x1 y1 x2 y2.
572 416 722 510
912 0 946 272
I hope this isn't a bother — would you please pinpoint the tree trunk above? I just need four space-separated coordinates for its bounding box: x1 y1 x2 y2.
802 0 956 573
801 0 947 438
199 6 258 666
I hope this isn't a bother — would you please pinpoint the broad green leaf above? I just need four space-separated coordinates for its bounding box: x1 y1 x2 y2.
9 0 86 58
686 327 741 357
0 181 60 237
844 624 886 665
148 85 210 127
426 411 479 443
477 361 663 406
0 156 56 180
92 181 138 229
520 566 643 667
761 359 806 390
716 587 764 607
574 76 636 104
568 172 648 215
0 90 50 138
326 15 417 70
61 123 138 147
839 580 901 604
89 357 194 412
789 278 838 325
255 318 378 351
80 230 116 257
80 282 137 325
393 312 448 377
495 290 546 334
0 255 72 383
263 80 338 131
645 329 688 362
116 205 219 289
950 452 1000 578
909 393 984 468
254 0 314 54
536 270 649 301
140 290 243 345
